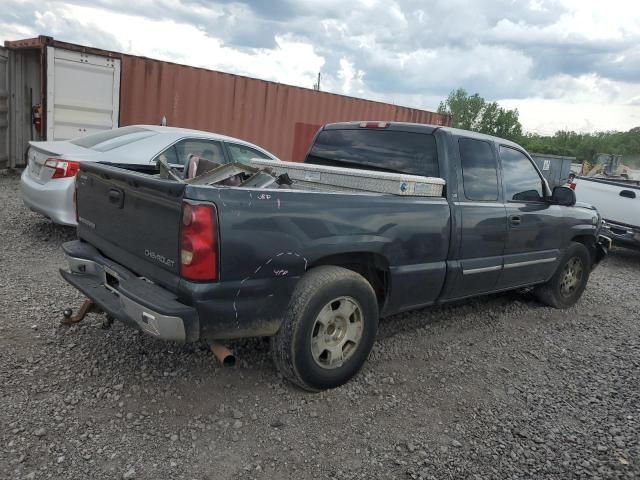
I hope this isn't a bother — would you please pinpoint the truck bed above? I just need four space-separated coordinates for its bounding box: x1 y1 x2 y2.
74 162 451 339
574 176 640 227
573 176 640 249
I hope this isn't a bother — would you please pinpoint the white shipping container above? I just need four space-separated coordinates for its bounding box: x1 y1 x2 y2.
3 40 124 167
46 47 121 141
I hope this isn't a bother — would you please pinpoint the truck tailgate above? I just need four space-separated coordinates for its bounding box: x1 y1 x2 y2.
75 162 186 288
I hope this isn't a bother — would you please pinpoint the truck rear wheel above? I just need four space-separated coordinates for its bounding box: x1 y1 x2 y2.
534 242 591 309
271 266 379 391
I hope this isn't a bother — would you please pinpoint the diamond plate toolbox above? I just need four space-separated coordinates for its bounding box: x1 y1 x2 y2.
250 159 445 197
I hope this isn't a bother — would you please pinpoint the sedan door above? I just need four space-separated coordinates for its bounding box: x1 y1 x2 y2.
496 146 563 289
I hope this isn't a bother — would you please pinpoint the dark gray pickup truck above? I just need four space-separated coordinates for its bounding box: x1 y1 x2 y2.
61 122 609 391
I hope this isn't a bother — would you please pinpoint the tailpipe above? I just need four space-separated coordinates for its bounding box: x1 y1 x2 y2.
210 342 236 367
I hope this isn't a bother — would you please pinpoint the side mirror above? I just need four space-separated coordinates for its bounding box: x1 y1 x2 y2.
551 186 576 206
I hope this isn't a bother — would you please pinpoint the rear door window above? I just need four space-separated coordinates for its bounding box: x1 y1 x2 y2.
499 146 544 202
154 144 179 166
226 143 272 164
176 139 227 165
153 139 226 166
459 138 499 201
307 129 439 177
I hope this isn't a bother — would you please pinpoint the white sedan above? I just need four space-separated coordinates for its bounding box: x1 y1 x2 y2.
21 125 279 226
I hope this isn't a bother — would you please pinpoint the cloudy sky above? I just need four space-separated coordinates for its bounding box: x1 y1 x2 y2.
2 0 639 134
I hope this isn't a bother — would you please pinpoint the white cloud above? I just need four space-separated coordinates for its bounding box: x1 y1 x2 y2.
336 58 365 95
43 3 325 88
500 98 640 133
1 0 639 133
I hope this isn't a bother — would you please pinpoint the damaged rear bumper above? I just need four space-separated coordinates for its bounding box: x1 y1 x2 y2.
60 241 199 342
60 240 295 341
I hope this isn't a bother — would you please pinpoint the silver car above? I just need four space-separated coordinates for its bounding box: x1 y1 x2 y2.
21 125 279 226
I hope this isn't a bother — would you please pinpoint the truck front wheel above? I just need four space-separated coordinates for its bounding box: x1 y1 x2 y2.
534 242 591 309
271 266 379 391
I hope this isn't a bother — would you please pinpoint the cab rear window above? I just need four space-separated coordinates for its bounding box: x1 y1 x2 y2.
307 129 439 177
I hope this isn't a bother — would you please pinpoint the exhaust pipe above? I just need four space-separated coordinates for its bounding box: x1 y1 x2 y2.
210 342 236 367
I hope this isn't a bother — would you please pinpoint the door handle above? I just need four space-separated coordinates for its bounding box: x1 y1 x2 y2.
509 215 521 226
620 190 636 199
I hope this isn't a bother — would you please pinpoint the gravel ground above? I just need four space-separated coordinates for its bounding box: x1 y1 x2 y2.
1 170 639 480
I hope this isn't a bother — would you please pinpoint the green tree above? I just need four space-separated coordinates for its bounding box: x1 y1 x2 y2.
437 88 523 141
518 128 640 165
438 88 640 165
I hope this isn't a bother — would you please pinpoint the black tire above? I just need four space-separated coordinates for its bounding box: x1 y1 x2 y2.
534 242 591 309
271 266 379 391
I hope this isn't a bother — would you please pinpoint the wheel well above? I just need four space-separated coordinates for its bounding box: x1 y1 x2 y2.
571 235 596 265
308 253 389 308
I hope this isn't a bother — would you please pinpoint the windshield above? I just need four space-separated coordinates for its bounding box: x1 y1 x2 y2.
70 126 158 152
306 129 439 177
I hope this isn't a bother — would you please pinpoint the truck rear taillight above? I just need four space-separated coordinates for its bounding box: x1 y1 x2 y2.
180 201 218 281
45 158 81 179
569 182 577 190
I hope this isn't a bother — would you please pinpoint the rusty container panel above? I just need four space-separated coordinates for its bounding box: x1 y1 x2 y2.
119 55 452 161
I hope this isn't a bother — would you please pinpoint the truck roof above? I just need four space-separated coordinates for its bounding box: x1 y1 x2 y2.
322 121 526 151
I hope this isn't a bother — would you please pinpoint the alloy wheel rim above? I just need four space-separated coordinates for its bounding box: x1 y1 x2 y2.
559 256 584 297
310 296 364 369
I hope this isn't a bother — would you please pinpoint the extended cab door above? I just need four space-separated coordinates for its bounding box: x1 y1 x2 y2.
496 146 562 288
446 137 507 299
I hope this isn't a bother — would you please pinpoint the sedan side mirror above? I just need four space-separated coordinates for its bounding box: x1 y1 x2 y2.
551 186 576 206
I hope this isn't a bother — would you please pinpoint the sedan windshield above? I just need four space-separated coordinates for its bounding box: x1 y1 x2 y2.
70 126 158 152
